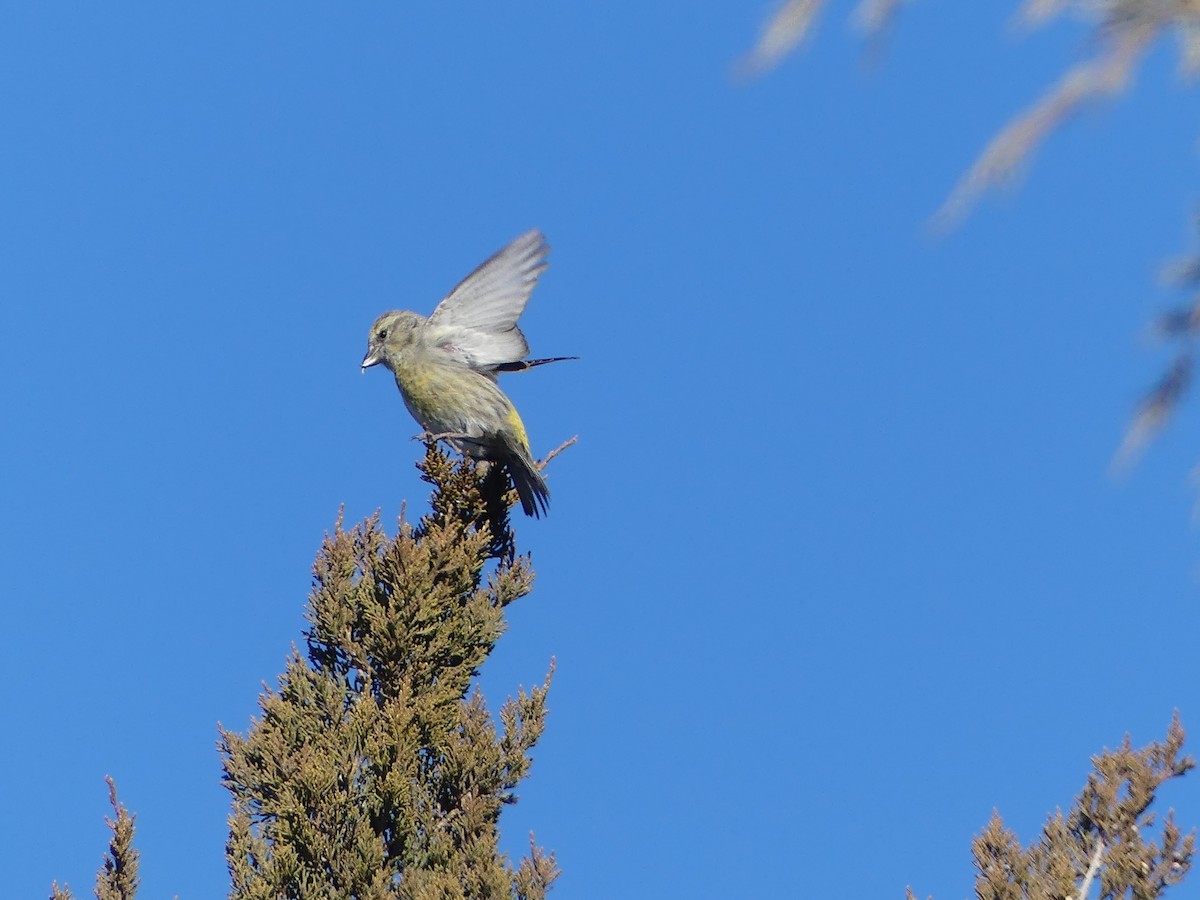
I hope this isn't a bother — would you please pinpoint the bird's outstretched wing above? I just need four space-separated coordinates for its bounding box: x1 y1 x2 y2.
426 229 549 370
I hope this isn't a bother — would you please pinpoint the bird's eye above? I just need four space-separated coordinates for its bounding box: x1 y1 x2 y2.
377 329 388 340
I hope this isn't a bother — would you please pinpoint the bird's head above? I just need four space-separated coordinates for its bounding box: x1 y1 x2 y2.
361 310 425 372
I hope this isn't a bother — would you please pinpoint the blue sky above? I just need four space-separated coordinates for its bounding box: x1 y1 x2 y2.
4 3 1199 897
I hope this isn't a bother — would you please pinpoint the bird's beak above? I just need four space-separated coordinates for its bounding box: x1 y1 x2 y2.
361 350 381 372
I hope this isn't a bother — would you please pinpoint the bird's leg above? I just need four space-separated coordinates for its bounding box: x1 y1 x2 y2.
413 431 473 444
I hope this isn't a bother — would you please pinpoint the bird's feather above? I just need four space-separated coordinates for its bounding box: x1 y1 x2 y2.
426 229 549 369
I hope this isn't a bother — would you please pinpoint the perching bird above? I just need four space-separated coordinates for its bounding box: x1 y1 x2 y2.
360 229 572 517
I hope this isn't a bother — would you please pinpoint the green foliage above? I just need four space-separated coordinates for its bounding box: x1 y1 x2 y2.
49 446 554 898
220 445 556 899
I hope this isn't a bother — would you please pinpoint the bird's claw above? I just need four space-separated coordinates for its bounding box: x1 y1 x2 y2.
413 431 471 444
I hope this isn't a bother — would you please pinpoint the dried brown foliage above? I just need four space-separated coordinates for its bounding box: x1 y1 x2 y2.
742 0 1200 475
913 714 1195 900
742 0 1200 222
50 777 141 900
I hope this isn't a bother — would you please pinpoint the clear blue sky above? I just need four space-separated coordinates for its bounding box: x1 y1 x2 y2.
3 4 1198 897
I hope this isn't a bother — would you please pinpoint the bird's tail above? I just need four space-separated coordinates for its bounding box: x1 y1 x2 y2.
493 356 578 374
504 448 550 518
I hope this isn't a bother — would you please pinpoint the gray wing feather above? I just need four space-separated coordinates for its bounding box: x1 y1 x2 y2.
426 229 549 369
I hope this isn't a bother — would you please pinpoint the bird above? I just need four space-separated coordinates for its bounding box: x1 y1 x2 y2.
361 229 572 517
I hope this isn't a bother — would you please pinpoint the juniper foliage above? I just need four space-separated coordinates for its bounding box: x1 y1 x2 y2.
219 445 557 899
907 713 1195 900
50 777 141 900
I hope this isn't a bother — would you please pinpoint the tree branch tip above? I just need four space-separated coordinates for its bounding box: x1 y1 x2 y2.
539 436 578 470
